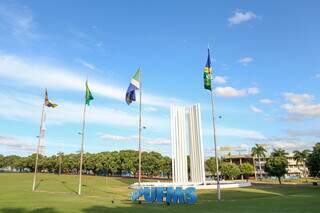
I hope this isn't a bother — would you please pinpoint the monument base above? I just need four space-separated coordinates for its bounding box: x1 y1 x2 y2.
129 180 251 190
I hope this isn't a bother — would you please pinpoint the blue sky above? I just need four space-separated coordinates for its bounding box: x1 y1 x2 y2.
0 0 320 157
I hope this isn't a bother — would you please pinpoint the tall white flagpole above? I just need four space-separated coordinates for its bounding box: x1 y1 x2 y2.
138 69 142 187
208 46 221 201
210 86 221 201
32 95 45 192
78 80 88 195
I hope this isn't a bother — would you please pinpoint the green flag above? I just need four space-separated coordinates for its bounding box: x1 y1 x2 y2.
85 80 94 105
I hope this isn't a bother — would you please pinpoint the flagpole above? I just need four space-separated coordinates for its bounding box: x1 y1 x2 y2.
138 69 142 187
210 72 221 201
78 83 88 195
32 97 45 192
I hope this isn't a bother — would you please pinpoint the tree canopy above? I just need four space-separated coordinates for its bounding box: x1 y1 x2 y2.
251 144 267 158
306 143 320 178
265 150 288 184
220 162 240 180
205 157 219 176
239 163 254 177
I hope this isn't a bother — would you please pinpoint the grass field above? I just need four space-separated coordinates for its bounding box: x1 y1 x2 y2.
253 178 320 184
0 173 319 213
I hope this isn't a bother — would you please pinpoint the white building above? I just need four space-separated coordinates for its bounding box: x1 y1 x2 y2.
223 154 308 179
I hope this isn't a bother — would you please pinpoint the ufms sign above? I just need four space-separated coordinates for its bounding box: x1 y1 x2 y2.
131 187 197 205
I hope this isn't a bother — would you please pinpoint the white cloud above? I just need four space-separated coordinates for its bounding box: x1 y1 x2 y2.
218 144 249 152
0 92 168 131
248 87 259 94
0 3 41 39
214 86 259 97
238 57 253 66
260 99 274 105
266 138 313 152
286 129 320 138
220 64 230 70
228 10 257 25
99 133 170 145
282 92 320 118
282 103 320 117
0 54 183 108
204 126 266 140
213 76 227 84
146 138 170 145
250 105 263 113
283 93 314 105
0 134 85 156
0 135 35 153
76 59 95 70
99 133 136 142
144 107 158 112
215 87 245 97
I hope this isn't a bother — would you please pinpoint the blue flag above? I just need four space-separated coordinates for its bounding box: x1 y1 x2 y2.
126 68 141 105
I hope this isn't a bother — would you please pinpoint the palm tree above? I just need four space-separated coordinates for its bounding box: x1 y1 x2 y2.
293 150 310 182
251 144 267 180
271 149 288 158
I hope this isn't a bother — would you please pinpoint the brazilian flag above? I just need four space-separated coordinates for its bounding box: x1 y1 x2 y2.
85 80 94 105
204 48 212 90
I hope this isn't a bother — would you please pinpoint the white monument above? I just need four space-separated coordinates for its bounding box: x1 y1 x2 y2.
130 104 251 190
171 104 206 184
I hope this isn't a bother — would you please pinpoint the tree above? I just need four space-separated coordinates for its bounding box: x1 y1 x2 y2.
119 150 138 176
265 150 288 184
251 144 267 180
220 162 240 180
0 154 4 168
3 155 21 171
57 152 64 174
142 151 162 177
108 151 121 175
306 143 320 178
271 149 288 158
42 155 58 173
205 157 218 177
293 150 310 182
63 153 79 174
15 157 27 172
160 156 172 178
84 153 98 174
239 163 254 179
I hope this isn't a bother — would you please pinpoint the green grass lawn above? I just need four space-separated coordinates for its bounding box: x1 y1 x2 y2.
0 173 319 213
254 178 320 184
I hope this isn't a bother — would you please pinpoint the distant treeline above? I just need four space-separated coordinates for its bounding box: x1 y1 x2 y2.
0 150 172 178
0 143 319 180
0 149 254 180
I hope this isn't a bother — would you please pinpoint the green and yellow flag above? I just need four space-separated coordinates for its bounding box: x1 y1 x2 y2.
85 80 94 105
204 48 212 90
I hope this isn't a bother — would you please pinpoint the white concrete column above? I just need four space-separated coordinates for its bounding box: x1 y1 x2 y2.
187 104 205 184
171 105 188 184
